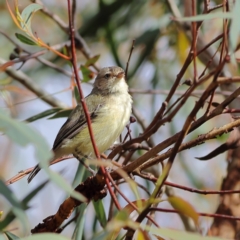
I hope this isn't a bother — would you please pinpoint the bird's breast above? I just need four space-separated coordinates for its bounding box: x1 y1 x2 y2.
74 93 132 157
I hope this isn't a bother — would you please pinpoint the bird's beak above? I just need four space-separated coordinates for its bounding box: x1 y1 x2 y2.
116 71 125 79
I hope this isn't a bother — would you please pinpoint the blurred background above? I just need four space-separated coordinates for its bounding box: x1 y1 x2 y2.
0 0 232 238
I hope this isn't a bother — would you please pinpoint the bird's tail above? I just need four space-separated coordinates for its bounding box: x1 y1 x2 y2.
27 164 41 183
27 151 61 183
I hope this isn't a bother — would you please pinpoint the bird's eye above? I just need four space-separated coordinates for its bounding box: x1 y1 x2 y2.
104 73 111 79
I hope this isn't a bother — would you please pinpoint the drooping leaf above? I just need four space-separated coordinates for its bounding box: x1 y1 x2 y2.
168 196 199 226
74 86 80 104
25 108 62 122
0 180 28 232
72 162 86 188
72 204 87 240
0 211 15 231
22 180 49 205
80 66 92 83
48 109 72 119
4 231 20 240
0 181 48 230
0 109 84 201
20 3 43 35
92 200 107 228
85 55 100 67
15 33 37 45
0 180 23 210
0 108 51 162
42 169 86 202
130 28 160 78
175 12 233 22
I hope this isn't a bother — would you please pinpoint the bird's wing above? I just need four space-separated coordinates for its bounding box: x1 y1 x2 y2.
52 94 103 150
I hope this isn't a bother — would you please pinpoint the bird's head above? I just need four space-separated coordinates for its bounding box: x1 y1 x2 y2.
93 66 128 94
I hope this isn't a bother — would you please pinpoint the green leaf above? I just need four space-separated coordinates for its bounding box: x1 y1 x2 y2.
0 181 48 230
4 231 20 240
25 108 63 122
48 109 72 119
0 110 85 204
72 204 87 240
85 55 100 67
72 162 86 188
168 196 199 226
22 233 69 240
0 211 15 231
0 180 28 232
0 180 23 209
0 108 52 162
74 86 80 104
41 169 87 202
21 3 43 35
23 180 48 205
15 33 37 45
92 200 107 228
175 12 233 22
130 29 160 78
150 227 228 240
0 109 83 210
80 65 92 83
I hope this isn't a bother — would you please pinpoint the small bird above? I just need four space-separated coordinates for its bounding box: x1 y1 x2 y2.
28 66 132 183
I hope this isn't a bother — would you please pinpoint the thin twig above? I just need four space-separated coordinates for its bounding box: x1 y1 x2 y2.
5 156 73 185
0 58 67 108
191 0 198 82
125 39 135 81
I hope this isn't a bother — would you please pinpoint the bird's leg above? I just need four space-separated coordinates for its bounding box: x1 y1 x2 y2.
73 154 96 175
123 116 136 142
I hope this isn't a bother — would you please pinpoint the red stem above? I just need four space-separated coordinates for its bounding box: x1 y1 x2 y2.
192 0 198 82
67 0 119 208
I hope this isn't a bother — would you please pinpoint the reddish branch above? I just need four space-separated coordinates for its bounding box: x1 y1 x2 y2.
66 0 119 212
31 174 106 233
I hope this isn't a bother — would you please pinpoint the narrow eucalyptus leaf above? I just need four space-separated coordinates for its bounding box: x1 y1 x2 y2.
92 200 107 228
48 109 72 119
25 108 62 122
21 3 42 34
15 33 37 45
80 66 92 83
0 180 28 232
0 108 52 162
4 231 20 240
85 55 100 67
